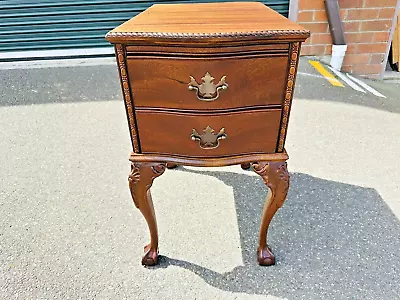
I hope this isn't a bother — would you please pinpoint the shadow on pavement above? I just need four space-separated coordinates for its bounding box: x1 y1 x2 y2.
1 62 400 115
0 65 121 106
295 59 400 114
154 167 400 300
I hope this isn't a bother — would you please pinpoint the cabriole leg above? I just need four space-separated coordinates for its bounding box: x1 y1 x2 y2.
251 161 289 266
128 162 166 266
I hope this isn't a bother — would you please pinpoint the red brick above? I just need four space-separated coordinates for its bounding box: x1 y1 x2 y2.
345 32 374 43
341 65 353 73
379 7 396 19
364 0 397 8
312 33 332 44
343 54 371 65
338 0 363 9
346 44 358 54
351 64 382 75
300 45 313 55
301 45 327 55
340 9 347 19
345 9 379 20
301 22 328 34
310 45 328 55
343 21 360 32
374 31 390 43
314 10 328 21
299 0 325 10
370 54 385 64
298 11 314 22
325 45 332 55
360 20 392 31
303 36 312 45
357 43 387 53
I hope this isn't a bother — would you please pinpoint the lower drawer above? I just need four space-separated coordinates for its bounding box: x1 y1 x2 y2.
135 109 282 157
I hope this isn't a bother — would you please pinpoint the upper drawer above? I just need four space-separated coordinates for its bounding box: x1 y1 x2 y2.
127 55 288 110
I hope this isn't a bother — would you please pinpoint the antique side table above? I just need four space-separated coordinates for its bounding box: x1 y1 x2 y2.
106 2 309 266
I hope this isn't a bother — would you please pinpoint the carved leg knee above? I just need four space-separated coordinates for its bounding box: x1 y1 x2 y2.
251 161 289 266
128 162 166 266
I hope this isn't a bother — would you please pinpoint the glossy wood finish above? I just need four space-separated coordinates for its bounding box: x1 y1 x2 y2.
251 161 290 266
126 43 290 56
128 162 166 266
128 56 288 109
106 2 309 44
107 2 309 267
129 152 289 167
135 109 282 157
241 163 251 170
166 163 178 169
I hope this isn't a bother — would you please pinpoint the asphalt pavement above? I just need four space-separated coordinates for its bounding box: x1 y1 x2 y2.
0 57 399 300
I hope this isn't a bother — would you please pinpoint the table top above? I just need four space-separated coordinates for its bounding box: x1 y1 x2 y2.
106 2 309 43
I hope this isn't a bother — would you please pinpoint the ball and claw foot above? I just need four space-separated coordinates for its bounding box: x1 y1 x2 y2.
257 246 275 266
142 244 159 266
252 161 289 266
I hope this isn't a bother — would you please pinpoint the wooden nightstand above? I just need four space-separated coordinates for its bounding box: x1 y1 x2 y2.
106 2 309 266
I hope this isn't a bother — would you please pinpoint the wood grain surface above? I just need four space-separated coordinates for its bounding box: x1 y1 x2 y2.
107 2 308 267
106 2 309 43
125 43 290 55
135 108 282 157
129 152 289 167
128 56 288 109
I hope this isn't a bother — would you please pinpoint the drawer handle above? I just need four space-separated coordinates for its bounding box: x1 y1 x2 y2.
188 72 228 101
190 126 227 149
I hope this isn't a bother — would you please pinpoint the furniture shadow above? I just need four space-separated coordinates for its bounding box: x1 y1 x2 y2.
156 167 400 300
0 65 121 107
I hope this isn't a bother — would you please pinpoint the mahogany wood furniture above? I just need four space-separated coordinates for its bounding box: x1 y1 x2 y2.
106 2 309 267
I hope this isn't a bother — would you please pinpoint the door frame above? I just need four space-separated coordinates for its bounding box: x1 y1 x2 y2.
381 0 400 78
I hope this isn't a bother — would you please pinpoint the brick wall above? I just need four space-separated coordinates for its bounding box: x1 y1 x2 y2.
298 0 398 76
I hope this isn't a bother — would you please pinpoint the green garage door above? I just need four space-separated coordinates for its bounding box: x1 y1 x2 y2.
0 0 290 60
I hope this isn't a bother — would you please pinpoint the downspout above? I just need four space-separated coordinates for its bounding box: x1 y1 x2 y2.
325 0 347 70
288 0 299 22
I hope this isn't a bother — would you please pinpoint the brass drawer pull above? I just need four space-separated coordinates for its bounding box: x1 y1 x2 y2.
188 72 228 101
190 126 227 149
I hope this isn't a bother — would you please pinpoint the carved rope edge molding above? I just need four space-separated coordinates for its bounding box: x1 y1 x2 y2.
277 42 299 152
106 30 310 39
115 44 140 153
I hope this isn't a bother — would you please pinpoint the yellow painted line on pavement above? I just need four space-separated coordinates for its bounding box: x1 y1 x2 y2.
308 60 344 87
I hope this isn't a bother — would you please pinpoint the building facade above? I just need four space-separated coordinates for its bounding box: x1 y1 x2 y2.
1 0 399 78
0 0 289 60
294 0 399 77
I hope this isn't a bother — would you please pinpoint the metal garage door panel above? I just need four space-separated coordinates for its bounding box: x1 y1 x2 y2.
0 0 290 57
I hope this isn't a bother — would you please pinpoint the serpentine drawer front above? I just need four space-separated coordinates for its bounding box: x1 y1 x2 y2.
127 55 289 110
135 109 282 157
106 2 309 267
